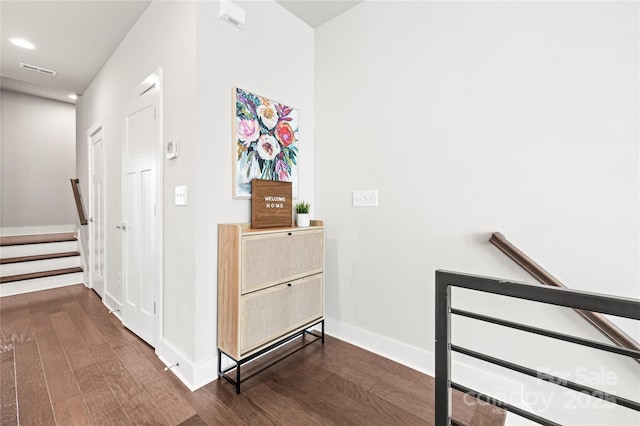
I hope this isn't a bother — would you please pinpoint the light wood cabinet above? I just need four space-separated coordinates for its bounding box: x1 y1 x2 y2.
217 223 324 392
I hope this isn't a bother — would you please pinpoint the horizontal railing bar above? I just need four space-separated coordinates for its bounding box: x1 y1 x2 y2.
451 308 640 360
437 270 640 320
452 344 640 412
450 382 561 426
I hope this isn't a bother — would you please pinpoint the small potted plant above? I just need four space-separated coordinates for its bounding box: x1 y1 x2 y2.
294 201 311 227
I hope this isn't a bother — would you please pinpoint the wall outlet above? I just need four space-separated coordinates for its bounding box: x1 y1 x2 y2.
175 185 188 206
353 190 378 207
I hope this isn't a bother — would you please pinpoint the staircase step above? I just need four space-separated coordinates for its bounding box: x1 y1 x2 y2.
1 255 82 277
0 271 84 297
0 240 78 259
0 232 76 246
1 267 83 284
1 251 80 264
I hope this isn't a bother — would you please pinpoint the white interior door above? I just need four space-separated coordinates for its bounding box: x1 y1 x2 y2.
122 85 160 347
89 125 105 298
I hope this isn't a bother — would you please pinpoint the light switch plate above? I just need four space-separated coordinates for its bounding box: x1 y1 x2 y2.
166 140 178 159
353 190 378 207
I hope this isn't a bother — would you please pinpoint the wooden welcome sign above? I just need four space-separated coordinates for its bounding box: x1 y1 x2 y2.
251 179 293 229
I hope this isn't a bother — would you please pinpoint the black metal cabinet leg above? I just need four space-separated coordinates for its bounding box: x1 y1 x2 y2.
236 362 241 394
218 320 324 394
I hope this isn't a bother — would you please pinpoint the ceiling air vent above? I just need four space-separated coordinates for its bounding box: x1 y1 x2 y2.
19 63 57 76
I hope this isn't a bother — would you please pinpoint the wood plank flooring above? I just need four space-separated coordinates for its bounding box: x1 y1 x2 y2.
0 285 505 425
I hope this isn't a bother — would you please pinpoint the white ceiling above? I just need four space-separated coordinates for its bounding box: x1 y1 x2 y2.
0 0 361 105
275 0 362 28
0 0 151 104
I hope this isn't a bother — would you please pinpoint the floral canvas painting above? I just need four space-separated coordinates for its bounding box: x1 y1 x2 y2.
233 87 299 198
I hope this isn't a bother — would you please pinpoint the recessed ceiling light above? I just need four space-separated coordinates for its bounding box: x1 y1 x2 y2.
10 38 35 50
68 94 78 100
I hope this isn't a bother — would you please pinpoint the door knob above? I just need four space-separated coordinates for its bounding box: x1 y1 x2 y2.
116 223 127 231
89 217 94 223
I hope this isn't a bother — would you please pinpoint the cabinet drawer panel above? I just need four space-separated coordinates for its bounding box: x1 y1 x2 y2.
241 229 323 293
241 274 323 354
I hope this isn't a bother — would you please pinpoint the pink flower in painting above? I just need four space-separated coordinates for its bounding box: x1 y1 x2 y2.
257 100 279 130
275 121 295 147
275 158 290 181
237 119 260 145
256 135 281 160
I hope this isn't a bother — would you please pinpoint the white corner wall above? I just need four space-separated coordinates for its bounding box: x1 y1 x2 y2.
76 0 314 390
1 90 76 230
76 0 199 385
193 0 315 375
315 2 638 425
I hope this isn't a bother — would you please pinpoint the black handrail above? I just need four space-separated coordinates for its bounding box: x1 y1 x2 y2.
435 270 640 425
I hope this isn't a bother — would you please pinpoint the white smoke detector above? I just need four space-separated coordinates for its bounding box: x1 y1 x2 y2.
219 0 245 30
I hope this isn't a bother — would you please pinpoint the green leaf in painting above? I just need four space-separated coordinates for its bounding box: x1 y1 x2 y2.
236 102 253 119
237 142 247 161
288 148 297 166
261 160 272 180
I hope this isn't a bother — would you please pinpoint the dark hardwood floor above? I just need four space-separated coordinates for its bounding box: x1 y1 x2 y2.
0 285 505 425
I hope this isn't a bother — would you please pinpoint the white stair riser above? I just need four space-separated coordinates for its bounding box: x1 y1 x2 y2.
1 256 82 277
0 241 77 259
0 273 85 297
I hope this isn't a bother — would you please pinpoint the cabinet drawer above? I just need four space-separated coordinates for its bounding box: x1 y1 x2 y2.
240 274 323 355
241 229 323 293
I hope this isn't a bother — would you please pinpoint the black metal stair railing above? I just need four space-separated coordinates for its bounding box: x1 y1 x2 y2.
435 270 640 426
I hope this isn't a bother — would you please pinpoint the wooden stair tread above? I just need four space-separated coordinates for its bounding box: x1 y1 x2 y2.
0 232 76 246
0 251 80 264
1 267 83 283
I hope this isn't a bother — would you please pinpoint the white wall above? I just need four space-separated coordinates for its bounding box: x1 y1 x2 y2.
315 1 638 425
75 0 637 419
76 0 198 382
76 0 314 389
1 90 76 230
193 0 315 368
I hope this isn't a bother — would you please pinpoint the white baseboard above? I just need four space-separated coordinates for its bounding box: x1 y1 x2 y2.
325 317 434 375
0 225 76 236
101 303 216 391
325 317 529 416
152 316 528 396
156 339 218 391
102 292 122 320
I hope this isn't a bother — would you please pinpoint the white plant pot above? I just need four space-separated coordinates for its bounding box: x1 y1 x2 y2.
296 213 310 227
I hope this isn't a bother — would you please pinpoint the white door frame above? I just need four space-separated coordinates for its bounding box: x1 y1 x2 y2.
121 68 164 346
87 122 106 298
